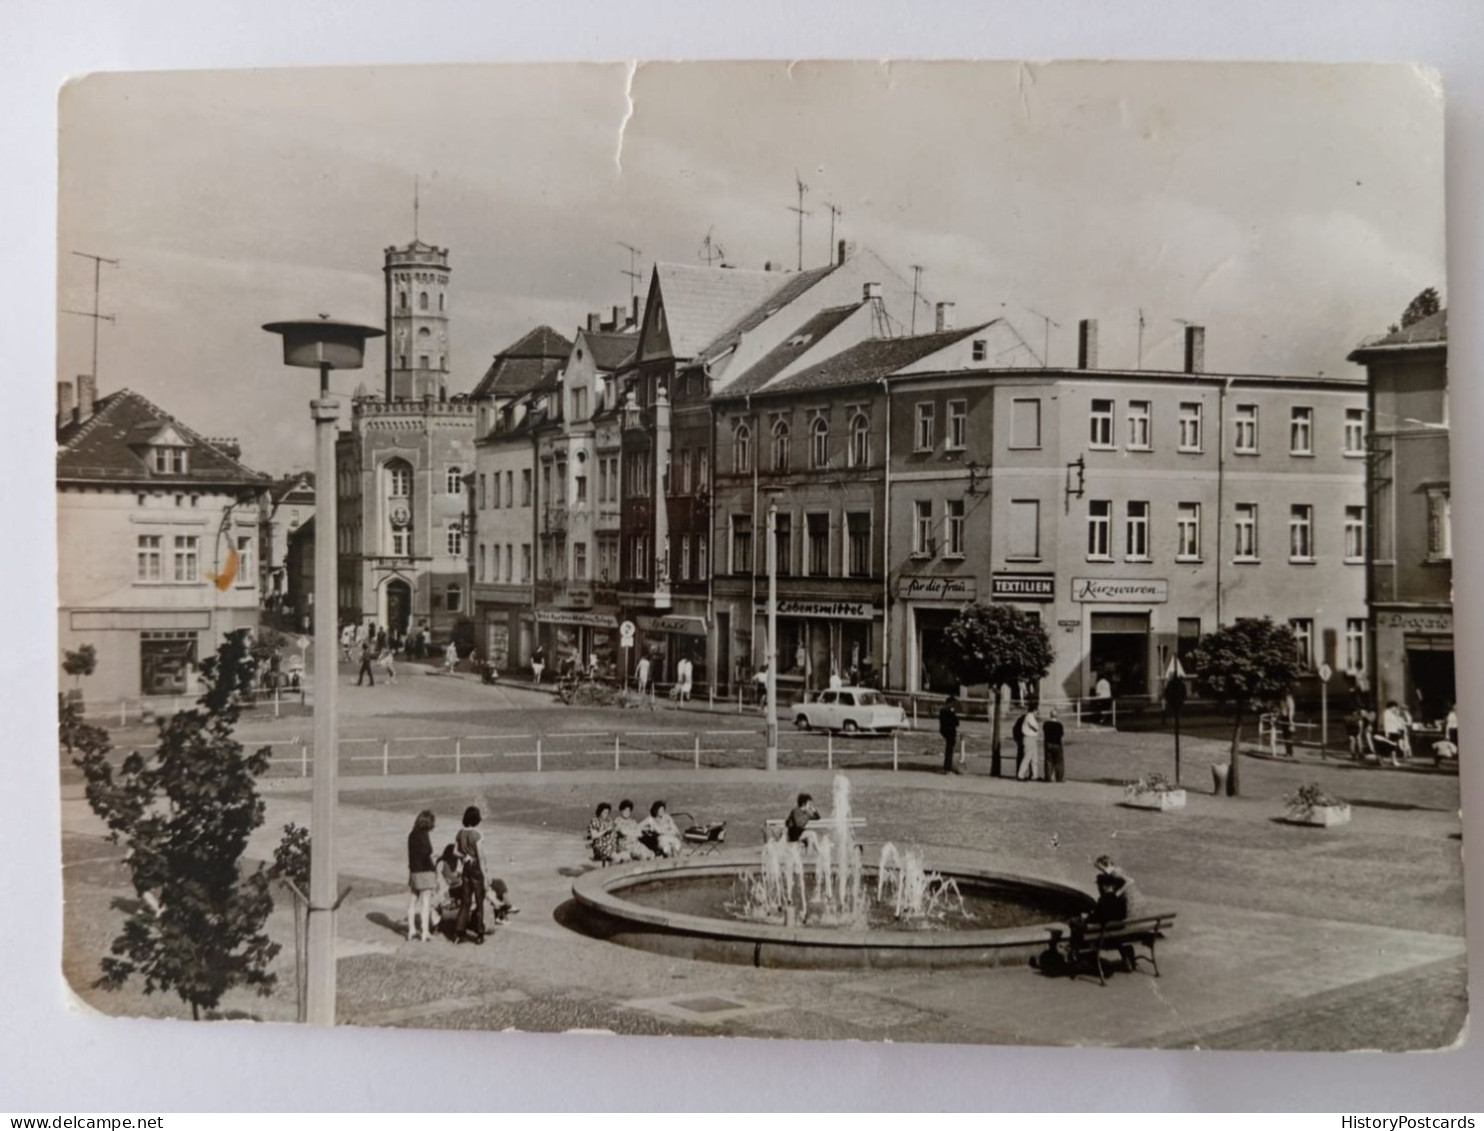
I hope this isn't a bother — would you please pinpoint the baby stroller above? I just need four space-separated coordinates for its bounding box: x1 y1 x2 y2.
672 811 728 856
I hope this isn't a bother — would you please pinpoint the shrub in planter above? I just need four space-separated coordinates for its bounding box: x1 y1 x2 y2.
1283 781 1351 826
1123 772 1187 810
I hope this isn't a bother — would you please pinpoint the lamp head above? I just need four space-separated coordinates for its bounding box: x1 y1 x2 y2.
263 314 385 371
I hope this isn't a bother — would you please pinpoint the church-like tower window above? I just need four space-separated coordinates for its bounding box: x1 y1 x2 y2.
385 459 414 556
446 466 464 495
399 291 408 311
419 292 429 311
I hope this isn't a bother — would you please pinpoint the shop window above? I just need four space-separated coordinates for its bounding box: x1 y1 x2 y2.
140 631 198 696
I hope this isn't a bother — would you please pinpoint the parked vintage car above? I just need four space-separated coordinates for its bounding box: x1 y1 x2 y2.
793 687 907 734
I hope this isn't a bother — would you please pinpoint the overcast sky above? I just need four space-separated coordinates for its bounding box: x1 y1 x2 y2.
57 60 1444 472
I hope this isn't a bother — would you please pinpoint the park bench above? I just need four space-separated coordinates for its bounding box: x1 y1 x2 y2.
1043 912 1178 986
763 815 867 842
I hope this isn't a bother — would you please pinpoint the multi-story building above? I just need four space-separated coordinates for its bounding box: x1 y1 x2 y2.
335 238 476 643
712 316 1369 704
258 471 314 612
57 380 268 702
1349 309 1453 721
468 325 571 669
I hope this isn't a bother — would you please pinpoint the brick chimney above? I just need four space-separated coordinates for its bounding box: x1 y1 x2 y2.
611 305 623 331
863 282 882 301
76 374 97 423
632 295 640 328
1183 325 1206 374
587 312 601 332
935 302 956 332
1077 320 1099 370
57 381 74 428
837 239 847 266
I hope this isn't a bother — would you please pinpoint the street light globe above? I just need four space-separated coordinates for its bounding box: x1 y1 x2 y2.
262 314 384 371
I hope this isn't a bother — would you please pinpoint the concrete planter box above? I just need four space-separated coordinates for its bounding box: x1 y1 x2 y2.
1285 803 1351 827
1124 789 1187 811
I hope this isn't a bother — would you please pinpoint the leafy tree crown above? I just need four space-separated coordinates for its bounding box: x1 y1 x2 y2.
941 602 1054 689
1187 617 1304 711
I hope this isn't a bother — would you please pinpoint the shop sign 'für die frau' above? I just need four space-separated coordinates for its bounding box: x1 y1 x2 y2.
1070 578 1169 603
898 576 977 601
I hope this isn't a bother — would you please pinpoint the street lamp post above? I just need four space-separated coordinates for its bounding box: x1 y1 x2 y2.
262 314 382 1027
765 501 779 771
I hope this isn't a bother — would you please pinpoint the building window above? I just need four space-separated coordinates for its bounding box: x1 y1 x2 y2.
392 528 409 556
575 474 588 503
419 355 430 370
731 515 753 574
1010 399 1041 449
771 420 791 472
521 543 532 582
1234 404 1258 453
1346 618 1367 675
677 535 690 581
945 498 966 557
419 292 428 311
947 400 967 451
572 387 588 420
1178 402 1203 452
1289 618 1313 669
446 584 462 612
478 543 486 582
1089 399 1114 448
1126 401 1152 450
1177 617 1202 663
1007 499 1040 560
477 473 487 509
807 512 830 575
1087 500 1112 560
389 464 411 497
439 293 445 312
1426 488 1451 560
914 403 935 452
847 511 871 576
445 466 462 495
555 460 568 502
1289 407 1313 455
697 449 709 495
399 291 407 311
678 450 692 495
1344 505 1366 562
1234 503 1258 560
173 535 200 582
152 447 188 474
1344 408 1367 456
774 513 792 576
734 423 753 474
697 534 708 579
810 418 829 469
447 526 464 557
235 534 254 587
1289 504 1314 561
136 535 162 581
521 469 531 506
971 339 987 361
574 541 588 581
913 501 935 557
848 414 870 468
1176 502 1201 561
1125 501 1150 560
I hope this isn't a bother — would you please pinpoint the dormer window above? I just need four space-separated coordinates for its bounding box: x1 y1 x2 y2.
153 447 188 474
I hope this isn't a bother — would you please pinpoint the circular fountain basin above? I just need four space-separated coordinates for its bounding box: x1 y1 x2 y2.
569 847 1095 970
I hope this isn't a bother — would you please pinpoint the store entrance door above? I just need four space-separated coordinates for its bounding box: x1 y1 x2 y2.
1089 612 1151 701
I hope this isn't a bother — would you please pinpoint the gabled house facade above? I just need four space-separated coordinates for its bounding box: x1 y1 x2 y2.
57 383 268 702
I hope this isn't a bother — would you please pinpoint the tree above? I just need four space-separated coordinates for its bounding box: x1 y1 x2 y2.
941 602 1055 776
1186 617 1304 797
74 628 280 1019
63 644 97 684
1401 287 1441 329
60 643 98 752
269 823 312 1023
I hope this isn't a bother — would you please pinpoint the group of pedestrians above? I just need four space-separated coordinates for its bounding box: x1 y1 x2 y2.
937 696 1066 780
405 806 518 944
586 798 683 863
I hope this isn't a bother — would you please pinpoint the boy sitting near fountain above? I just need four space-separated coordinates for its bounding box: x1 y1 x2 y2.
640 800 684 858
615 799 654 861
785 793 821 846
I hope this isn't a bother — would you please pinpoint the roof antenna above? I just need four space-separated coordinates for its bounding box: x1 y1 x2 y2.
824 202 843 263
699 228 726 267
787 173 811 271
64 251 119 392
617 242 643 302
909 265 925 335
413 175 419 242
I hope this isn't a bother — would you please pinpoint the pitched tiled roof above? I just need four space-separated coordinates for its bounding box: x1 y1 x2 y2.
471 325 573 399
718 304 866 397
693 264 838 365
57 389 268 486
581 330 638 372
652 264 797 360
741 324 994 397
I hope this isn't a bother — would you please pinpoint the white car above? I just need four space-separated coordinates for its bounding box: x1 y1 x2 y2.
793 687 907 735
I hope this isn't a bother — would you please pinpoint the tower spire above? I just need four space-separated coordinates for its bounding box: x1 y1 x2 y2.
413 175 420 242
